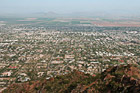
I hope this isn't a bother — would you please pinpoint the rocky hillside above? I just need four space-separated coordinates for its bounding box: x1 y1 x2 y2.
3 64 140 93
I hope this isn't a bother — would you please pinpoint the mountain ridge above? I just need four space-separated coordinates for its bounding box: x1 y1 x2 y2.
3 64 140 93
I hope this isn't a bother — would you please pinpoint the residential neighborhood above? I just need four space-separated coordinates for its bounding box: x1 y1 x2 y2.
0 18 140 90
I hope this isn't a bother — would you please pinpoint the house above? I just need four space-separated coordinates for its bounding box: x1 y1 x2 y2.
1 71 12 77
65 55 75 59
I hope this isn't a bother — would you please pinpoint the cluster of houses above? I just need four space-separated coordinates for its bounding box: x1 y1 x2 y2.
0 24 139 90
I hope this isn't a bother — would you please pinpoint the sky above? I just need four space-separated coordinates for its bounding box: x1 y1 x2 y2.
0 0 140 16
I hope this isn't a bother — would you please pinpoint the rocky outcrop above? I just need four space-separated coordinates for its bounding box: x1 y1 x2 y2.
3 64 140 93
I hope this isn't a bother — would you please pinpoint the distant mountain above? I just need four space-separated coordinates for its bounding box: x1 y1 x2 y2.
32 11 60 18
45 11 58 16
3 64 140 93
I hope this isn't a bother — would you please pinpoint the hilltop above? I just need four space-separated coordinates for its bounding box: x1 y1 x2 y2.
3 64 140 93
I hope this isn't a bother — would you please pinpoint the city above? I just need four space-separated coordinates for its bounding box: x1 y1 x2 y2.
0 18 140 90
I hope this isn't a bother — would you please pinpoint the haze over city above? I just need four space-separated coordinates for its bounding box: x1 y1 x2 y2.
0 0 140 93
0 0 140 17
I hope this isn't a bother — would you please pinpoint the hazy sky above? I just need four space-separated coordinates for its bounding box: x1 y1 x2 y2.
0 0 140 15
